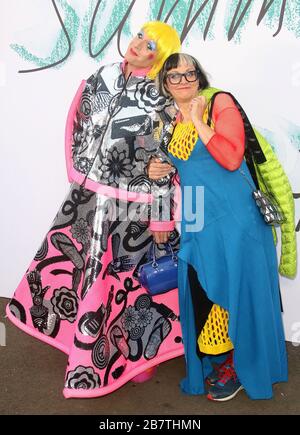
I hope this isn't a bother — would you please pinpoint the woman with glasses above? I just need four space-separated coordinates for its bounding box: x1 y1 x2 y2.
148 53 288 401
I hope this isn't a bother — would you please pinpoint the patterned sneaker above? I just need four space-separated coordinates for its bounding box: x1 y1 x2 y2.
207 365 244 402
206 351 233 386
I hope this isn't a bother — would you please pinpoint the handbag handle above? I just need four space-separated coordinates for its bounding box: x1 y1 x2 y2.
239 168 256 190
149 242 177 268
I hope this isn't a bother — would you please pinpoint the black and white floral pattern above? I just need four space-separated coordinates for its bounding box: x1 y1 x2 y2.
121 306 139 332
101 145 134 184
51 287 78 323
135 81 170 113
71 218 91 245
136 307 153 328
65 366 101 390
74 157 93 174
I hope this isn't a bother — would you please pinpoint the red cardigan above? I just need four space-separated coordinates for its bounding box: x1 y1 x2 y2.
206 93 245 171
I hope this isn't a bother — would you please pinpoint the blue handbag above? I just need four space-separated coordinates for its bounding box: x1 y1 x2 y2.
138 242 178 296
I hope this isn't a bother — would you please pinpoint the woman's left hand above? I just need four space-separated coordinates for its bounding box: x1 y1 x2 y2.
189 96 207 125
149 230 170 244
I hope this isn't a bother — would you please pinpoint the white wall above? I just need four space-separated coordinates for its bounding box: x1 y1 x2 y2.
1 0 299 342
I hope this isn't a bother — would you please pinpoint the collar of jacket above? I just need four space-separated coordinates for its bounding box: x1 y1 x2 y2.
121 59 151 77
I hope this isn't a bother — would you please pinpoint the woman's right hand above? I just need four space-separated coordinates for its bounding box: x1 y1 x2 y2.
190 95 207 125
148 158 174 180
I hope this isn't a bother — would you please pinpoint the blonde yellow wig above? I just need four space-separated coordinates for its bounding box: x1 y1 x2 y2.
141 21 181 79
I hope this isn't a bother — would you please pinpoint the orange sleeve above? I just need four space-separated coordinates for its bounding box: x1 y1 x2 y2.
205 93 245 171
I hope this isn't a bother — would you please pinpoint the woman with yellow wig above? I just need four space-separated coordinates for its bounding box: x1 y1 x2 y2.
7 22 184 399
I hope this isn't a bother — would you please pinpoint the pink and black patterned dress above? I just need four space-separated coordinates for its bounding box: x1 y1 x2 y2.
6 61 183 398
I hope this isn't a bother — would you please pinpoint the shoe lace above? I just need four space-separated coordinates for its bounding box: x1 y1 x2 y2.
215 352 233 376
217 365 237 386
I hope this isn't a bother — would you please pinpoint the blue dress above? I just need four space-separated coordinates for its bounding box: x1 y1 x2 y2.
169 135 288 399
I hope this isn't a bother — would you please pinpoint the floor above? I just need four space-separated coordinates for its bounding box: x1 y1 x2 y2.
1 297 299 415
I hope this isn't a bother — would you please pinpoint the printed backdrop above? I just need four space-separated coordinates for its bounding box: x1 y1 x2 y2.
1 0 300 342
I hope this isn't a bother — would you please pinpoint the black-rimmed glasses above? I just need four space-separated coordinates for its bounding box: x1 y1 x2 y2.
165 70 199 85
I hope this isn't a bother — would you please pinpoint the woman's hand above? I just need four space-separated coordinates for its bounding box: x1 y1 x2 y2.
147 158 173 180
149 230 170 244
190 96 207 125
